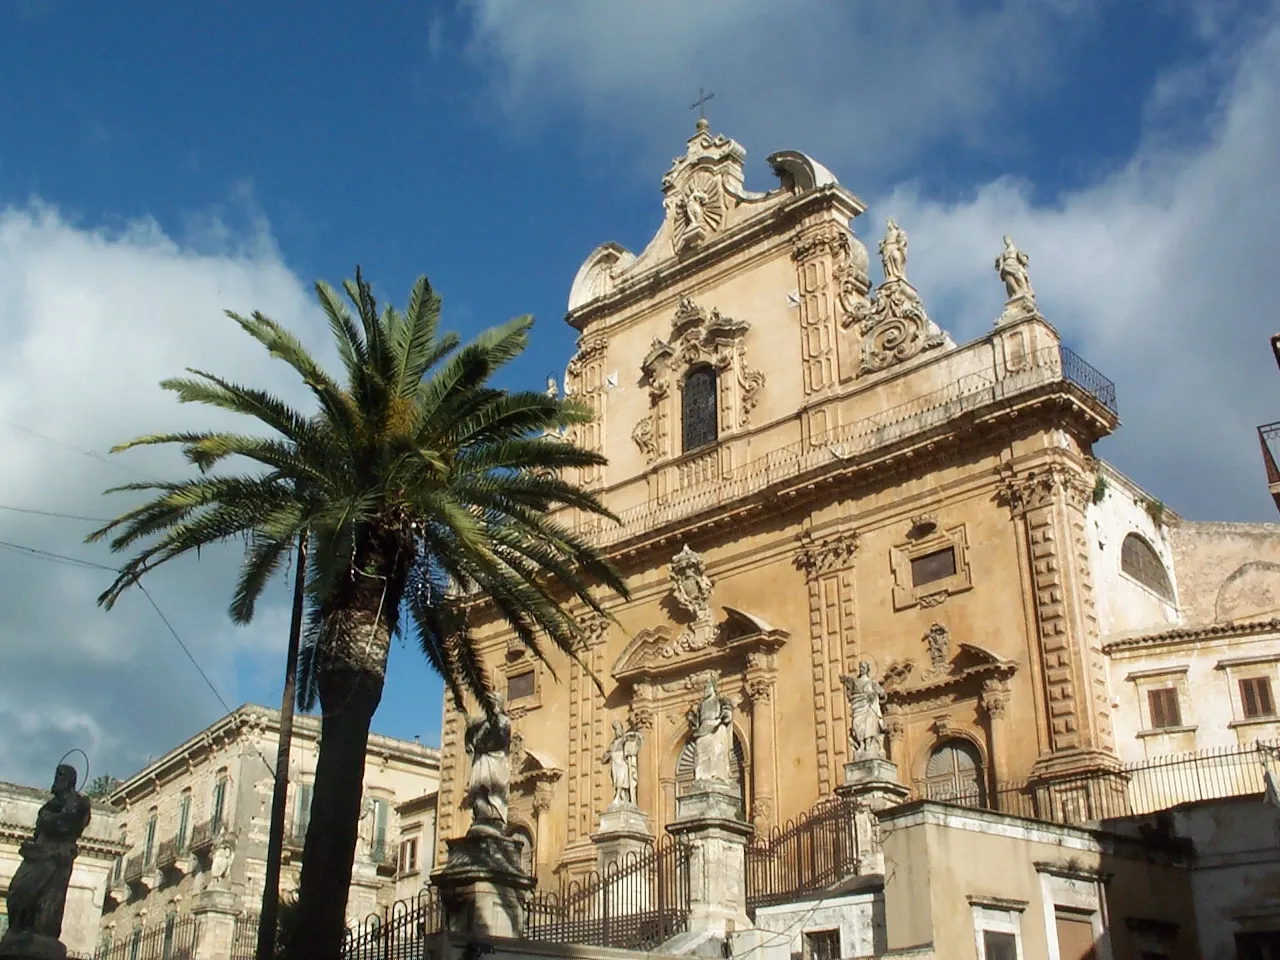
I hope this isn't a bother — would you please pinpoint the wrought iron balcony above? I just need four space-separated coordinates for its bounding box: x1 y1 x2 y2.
122 854 145 883
1259 421 1280 511
188 816 223 852
1059 345 1117 415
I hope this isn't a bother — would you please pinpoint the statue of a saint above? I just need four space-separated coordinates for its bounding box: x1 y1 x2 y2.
545 375 559 399
995 235 1035 304
207 835 235 887
879 219 908 285
840 662 888 760
683 189 708 231
686 677 734 783
0 764 92 951
462 692 511 830
602 720 643 807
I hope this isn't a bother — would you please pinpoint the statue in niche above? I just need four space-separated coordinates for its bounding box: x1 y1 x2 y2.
686 677 735 783
602 720 643 807
0 764 91 952
879 219 909 285
995 234 1035 305
840 662 888 760
682 188 708 231
462 692 511 831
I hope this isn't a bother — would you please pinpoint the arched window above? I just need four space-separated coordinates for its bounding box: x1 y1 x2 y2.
1121 533 1175 602
923 739 985 806
509 825 535 876
681 366 718 453
676 734 747 818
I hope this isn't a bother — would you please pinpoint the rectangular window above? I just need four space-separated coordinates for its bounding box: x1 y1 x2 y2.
1236 931 1280 959
1055 914 1099 960
177 796 191 852
295 783 313 840
983 931 1018 960
1241 677 1276 719
507 671 536 701
911 547 957 587
1147 687 1182 729
212 777 228 834
399 837 419 875
803 929 841 960
143 814 157 866
114 854 123 882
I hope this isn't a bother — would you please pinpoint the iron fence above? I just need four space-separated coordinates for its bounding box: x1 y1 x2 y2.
918 740 1274 824
343 890 444 960
96 914 197 960
745 795 862 910
525 835 691 951
229 912 259 960
1060 345 1118 414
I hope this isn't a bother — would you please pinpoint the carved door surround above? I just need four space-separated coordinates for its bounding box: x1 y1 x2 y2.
610 605 787 835
881 639 1017 797
635 295 765 469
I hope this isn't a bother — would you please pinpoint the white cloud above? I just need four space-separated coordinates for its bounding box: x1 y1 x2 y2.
0 196 327 786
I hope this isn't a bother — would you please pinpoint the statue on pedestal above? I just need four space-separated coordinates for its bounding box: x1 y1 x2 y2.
995 234 1036 317
603 720 643 807
687 677 734 783
462 692 511 831
841 662 888 760
879 219 908 285
0 764 92 956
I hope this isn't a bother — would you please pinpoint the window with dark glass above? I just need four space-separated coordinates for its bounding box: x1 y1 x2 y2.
1240 677 1276 719
507 670 536 701
143 812 157 866
681 366 718 453
212 777 228 834
804 929 841 960
177 794 191 852
294 783 313 840
1121 534 1175 602
1147 688 1182 729
983 931 1018 960
911 547 957 587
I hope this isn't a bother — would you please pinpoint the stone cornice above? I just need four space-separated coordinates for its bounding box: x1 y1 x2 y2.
1102 618 1280 654
0 821 127 860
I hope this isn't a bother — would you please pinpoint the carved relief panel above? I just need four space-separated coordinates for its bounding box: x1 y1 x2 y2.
565 336 609 489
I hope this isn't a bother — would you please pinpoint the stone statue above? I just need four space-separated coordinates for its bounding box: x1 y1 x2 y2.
0 764 92 954
357 797 376 857
995 235 1035 305
208 835 234 885
841 662 888 760
879 219 908 285
545 374 559 399
682 188 708 231
462 692 511 831
602 720 643 807
686 677 734 783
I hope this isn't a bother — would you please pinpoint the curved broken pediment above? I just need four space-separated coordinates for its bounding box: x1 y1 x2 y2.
567 242 636 313
767 150 840 194
611 610 788 685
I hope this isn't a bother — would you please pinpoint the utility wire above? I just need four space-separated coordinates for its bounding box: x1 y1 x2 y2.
0 536 274 776
0 504 111 523
0 419 162 481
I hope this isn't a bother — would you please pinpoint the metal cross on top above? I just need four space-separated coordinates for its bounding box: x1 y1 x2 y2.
689 87 715 120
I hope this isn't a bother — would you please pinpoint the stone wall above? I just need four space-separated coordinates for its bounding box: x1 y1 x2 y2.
1169 520 1280 626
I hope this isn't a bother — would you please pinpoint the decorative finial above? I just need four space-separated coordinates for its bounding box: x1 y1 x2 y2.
689 87 715 128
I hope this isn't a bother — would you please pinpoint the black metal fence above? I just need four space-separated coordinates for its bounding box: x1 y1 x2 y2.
525 835 691 951
343 890 444 960
745 794 862 911
918 740 1274 824
1060 344 1118 415
229 912 260 960
96 914 197 960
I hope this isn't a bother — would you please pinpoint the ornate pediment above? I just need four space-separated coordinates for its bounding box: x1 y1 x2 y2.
883 641 1016 707
610 610 788 685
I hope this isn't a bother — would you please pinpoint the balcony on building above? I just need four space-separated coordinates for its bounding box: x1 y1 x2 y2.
1258 421 1280 511
155 834 194 877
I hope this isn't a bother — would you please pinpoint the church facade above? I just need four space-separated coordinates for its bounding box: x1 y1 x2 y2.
432 118 1213 883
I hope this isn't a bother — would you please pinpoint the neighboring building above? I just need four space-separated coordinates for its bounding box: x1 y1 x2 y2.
391 789 438 902
98 704 439 950
0 779 126 959
430 114 1280 906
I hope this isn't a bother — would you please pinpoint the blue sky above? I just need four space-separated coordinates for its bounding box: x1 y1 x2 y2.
2 0 1279 787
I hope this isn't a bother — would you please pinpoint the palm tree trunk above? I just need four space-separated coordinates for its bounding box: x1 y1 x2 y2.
289 591 393 960
256 534 307 960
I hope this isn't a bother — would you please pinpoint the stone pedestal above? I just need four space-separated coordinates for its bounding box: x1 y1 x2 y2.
430 829 535 940
593 803 653 873
190 889 240 960
0 930 68 960
667 781 753 938
346 858 381 925
836 757 909 877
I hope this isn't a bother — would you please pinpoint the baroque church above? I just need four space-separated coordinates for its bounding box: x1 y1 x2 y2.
431 115 1280 891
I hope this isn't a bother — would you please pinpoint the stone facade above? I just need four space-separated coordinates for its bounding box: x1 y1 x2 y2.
433 119 1280 891
0 780 125 959
98 704 439 948
392 791 438 902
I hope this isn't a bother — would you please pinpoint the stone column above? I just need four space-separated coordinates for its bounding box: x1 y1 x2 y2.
190 889 240 960
982 678 1013 800
666 783 753 938
745 655 778 833
431 831 535 940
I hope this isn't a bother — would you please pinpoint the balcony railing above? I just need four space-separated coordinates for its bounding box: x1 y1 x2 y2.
1060 345 1117 415
370 840 393 866
122 855 145 883
188 816 223 852
1259 423 1280 508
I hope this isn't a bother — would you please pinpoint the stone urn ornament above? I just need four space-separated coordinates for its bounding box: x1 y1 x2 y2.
0 751 93 960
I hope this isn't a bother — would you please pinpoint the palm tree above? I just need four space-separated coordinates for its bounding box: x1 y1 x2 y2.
88 268 628 960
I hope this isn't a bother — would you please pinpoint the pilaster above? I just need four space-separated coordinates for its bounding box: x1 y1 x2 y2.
744 653 779 833
190 889 239 960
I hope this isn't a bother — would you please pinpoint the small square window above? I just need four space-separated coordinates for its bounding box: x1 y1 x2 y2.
1147 688 1182 729
911 547 957 587
983 930 1018 960
1240 677 1276 720
803 929 841 960
507 671 536 701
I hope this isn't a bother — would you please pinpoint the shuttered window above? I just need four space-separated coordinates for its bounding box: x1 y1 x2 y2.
1147 688 1181 729
1240 677 1276 719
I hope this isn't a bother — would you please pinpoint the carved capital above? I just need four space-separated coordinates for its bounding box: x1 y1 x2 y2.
981 678 1011 720
745 677 774 704
794 529 860 576
752 796 775 831
885 711 906 744
996 464 1090 516
533 780 554 814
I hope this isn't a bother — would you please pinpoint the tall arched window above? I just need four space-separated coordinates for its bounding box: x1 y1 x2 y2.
681 366 718 453
923 739 985 806
676 734 747 817
1121 533 1174 602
